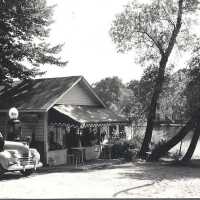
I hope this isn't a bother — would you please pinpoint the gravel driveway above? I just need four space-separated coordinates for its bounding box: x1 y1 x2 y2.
0 161 200 198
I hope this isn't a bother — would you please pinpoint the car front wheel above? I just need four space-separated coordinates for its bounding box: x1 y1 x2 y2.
0 165 5 176
20 169 33 176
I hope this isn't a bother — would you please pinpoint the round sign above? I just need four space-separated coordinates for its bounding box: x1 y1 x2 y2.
8 107 19 119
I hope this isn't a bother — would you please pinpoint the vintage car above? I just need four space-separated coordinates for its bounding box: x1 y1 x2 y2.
0 140 42 176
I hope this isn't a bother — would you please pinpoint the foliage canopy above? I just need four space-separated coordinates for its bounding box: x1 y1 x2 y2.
110 0 200 158
110 0 198 66
0 0 67 86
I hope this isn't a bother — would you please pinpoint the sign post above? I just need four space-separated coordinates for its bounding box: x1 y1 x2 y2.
7 107 21 141
8 107 19 120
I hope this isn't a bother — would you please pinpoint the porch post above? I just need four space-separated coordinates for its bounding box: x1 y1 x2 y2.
44 112 48 165
107 124 110 140
77 126 81 147
116 124 119 136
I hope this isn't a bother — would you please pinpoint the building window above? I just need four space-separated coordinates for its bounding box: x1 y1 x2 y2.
119 125 126 139
48 125 66 150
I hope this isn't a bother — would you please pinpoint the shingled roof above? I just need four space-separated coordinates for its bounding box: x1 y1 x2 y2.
53 105 128 124
0 76 82 111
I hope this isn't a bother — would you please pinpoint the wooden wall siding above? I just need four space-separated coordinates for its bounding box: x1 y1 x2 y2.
20 113 46 163
35 121 45 141
0 112 45 142
20 113 45 142
20 120 44 141
0 112 46 163
57 82 100 106
43 112 48 165
0 113 8 136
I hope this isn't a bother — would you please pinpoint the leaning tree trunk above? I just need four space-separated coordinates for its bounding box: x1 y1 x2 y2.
138 58 166 159
138 0 184 159
181 122 200 162
149 113 200 161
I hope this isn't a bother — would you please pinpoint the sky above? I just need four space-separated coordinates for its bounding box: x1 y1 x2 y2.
42 0 193 84
43 0 144 84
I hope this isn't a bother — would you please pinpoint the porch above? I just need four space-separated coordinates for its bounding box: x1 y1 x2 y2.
46 105 128 166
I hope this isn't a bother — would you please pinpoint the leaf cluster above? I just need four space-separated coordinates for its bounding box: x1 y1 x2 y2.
185 39 200 117
127 64 172 114
110 0 199 65
0 0 67 86
92 76 124 108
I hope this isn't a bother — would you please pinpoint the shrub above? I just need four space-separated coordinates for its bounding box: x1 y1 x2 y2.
127 132 144 150
109 138 141 161
110 141 132 161
101 132 144 161
151 137 169 158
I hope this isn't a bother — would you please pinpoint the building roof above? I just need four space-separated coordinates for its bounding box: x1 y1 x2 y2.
53 105 128 125
0 76 82 111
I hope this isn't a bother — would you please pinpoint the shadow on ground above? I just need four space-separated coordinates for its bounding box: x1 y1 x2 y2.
112 160 200 197
116 160 200 182
0 159 126 180
35 159 126 175
0 172 28 181
1 159 200 183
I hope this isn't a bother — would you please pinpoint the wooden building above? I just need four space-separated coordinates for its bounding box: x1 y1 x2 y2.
0 76 128 165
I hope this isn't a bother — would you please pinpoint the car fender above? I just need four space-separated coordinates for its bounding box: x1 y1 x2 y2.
0 151 11 170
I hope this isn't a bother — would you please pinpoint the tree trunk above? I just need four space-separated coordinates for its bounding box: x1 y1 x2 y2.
138 57 167 159
149 116 198 161
138 0 184 159
181 122 200 162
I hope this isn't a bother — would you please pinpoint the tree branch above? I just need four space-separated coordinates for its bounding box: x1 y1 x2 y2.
161 5 176 28
135 30 164 56
165 0 184 57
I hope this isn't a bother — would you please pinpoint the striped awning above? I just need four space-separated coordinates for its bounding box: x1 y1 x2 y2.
53 105 128 126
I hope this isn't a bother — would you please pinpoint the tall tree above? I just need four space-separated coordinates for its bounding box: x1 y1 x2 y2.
158 69 188 123
0 0 67 86
126 65 171 121
92 76 124 111
110 0 199 159
126 79 144 120
149 115 197 161
184 40 200 118
150 41 200 162
182 122 200 162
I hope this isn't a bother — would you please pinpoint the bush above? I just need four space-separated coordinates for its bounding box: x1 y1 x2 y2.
110 140 139 161
101 132 144 161
127 132 144 150
111 141 130 160
150 137 170 158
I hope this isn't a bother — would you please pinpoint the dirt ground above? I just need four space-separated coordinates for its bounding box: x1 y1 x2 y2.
1 161 200 198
